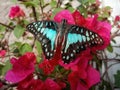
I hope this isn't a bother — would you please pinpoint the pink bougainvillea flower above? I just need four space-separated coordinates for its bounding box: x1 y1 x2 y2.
5 52 36 83
57 81 66 89
18 76 64 90
68 66 100 90
9 5 25 19
17 74 44 90
54 10 75 24
39 45 62 75
39 59 55 75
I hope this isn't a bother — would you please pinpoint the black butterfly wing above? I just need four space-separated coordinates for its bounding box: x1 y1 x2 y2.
62 25 103 64
27 21 58 60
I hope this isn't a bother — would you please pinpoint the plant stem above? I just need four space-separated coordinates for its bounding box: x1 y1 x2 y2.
0 22 14 30
32 6 37 21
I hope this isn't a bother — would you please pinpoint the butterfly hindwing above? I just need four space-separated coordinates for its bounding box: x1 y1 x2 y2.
62 25 103 63
27 21 58 60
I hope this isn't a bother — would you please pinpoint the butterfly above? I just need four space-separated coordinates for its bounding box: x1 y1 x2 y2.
26 19 103 64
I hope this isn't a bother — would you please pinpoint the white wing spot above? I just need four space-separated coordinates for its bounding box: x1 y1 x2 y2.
73 50 76 53
44 44 47 47
45 48 48 52
50 53 53 56
47 52 49 56
63 56 65 59
70 53 73 57
66 56 69 60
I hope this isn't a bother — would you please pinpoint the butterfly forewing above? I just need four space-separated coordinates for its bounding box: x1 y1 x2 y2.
62 25 103 63
27 21 58 60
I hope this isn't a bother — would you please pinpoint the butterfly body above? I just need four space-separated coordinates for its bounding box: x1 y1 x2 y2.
27 19 103 64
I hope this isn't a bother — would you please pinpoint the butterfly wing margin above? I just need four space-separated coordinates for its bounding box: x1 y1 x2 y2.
27 21 58 60
62 25 103 63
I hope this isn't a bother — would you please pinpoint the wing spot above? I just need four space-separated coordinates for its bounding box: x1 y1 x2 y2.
63 56 65 59
39 37 42 41
73 50 76 53
70 53 73 57
66 56 69 60
31 25 33 27
42 43 44 46
44 44 47 47
50 53 53 57
37 34 40 37
47 52 49 56
45 48 48 52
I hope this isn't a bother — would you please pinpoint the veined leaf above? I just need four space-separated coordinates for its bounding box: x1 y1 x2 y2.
14 25 25 39
107 44 113 53
1 60 12 76
19 43 32 55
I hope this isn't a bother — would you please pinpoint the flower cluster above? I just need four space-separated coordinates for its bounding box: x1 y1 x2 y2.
5 9 111 90
9 5 25 19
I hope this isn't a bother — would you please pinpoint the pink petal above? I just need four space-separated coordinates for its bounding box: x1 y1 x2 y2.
9 5 25 19
5 52 36 83
44 78 61 90
77 82 88 90
0 50 6 57
86 66 100 88
54 10 75 24
72 10 86 26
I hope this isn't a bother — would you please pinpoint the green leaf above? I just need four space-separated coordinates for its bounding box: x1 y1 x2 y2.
0 34 4 39
11 0 17 3
35 40 42 55
50 0 57 7
10 41 22 51
0 64 4 75
114 70 120 88
107 44 113 53
36 56 42 63
68 7 74 12
111 39 116 44
1 60 12 76
0 25 6 32
88 0 95 3
14 25 25 38
41 0 45 6
78 0 89 4
105 6 112 10
19 43 32 55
